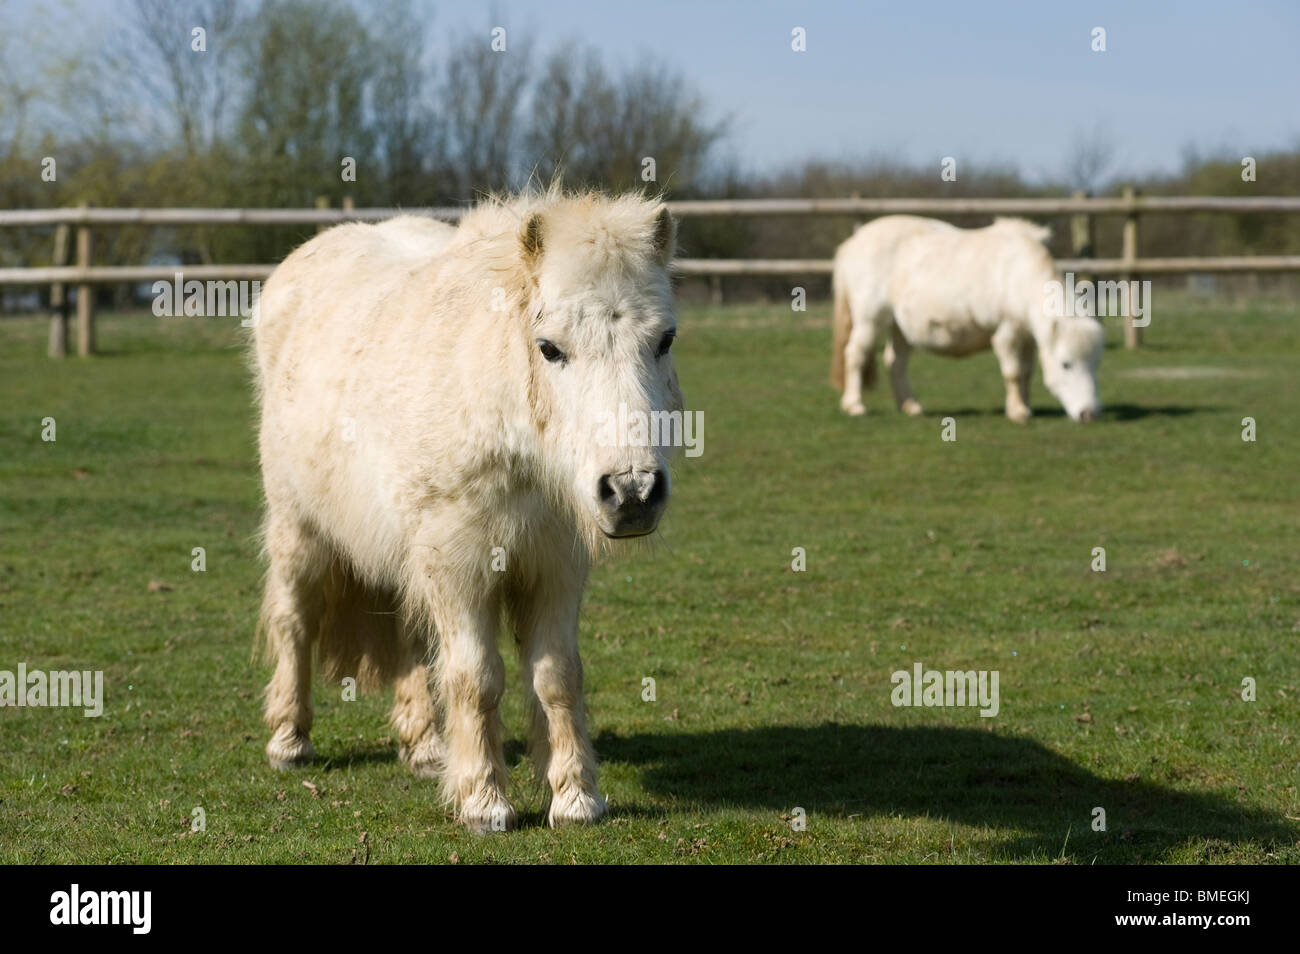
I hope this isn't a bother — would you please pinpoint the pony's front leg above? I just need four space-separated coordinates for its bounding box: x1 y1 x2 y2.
993 326 1032 423
430 594 514 833
1016 337 1036 413
511 569 606 827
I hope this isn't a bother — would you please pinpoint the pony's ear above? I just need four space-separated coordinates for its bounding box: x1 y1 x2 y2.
520 213 545 270
652 206 676 265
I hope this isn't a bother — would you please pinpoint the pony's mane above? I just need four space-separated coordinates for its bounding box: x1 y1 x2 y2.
990 217 1052 244
1057 314 1106 358
449 185 672 282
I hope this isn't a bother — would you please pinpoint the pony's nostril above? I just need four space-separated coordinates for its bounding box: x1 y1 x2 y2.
596 474 622 509
644 469 669 508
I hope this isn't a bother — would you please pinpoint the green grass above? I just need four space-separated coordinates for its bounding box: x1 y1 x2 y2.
1 297 1297 864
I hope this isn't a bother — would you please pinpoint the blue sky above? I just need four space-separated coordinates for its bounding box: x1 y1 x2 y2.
7 0 1299 183
475 0 1300 181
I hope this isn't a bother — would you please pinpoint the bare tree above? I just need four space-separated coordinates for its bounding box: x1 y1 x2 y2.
522 48 725 193
363 0 441 205
1065 126 1117 194
85 0 247 156
437 23 534 198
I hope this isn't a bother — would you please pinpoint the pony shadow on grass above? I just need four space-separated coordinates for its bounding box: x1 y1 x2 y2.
923 404 1217 422
922 405 1067 419
596 723 1298 861
1103 403 1220 421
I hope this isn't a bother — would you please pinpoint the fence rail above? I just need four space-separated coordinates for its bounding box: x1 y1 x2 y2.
673 255 1300 277
4 194 1300 227
13 253 1300 286
3 194 1299 355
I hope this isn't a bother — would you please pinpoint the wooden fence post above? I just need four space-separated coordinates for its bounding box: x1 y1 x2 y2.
1070 189 1094 285
48 223 71 357
76 203 95 356
315 195 329 233
709 275 724 306
850 189 865 230
1122 185 1142 349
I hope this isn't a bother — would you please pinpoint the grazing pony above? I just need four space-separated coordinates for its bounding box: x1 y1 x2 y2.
251 193 683 831
830 215 1104 422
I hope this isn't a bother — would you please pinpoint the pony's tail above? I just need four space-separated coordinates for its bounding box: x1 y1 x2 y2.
316 560 408 691
830 270 852 390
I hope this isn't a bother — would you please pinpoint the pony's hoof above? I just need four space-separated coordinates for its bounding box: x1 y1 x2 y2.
399 736 442 779
266 725 314 769
548 788 608 827
901 399 924 417
841 399 866 416
1007 406 1031 424
460 791 516 834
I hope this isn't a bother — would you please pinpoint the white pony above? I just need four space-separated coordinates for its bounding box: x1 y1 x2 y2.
830 215 1104 422
252 192 683 832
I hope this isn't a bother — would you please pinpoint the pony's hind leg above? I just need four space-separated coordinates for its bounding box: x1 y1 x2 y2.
392 626 441 779
262 513 329 769
885 325 924 416
840 313 879 416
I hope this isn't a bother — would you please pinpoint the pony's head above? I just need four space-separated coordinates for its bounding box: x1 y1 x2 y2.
1039 315 1104 421
510 192 684 543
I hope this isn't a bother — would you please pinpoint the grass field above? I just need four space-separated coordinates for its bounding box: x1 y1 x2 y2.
1 297 1297 864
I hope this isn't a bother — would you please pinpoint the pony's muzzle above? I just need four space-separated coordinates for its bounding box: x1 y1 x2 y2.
596 468 668 538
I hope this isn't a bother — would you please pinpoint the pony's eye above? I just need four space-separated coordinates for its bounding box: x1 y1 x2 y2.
1062 361 1073 371
538 339 566 363
656 331 676 357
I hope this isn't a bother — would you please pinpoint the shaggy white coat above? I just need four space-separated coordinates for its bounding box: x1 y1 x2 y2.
252 195 682 831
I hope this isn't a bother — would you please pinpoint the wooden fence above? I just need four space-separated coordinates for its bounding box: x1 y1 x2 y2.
3 192 1300 355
